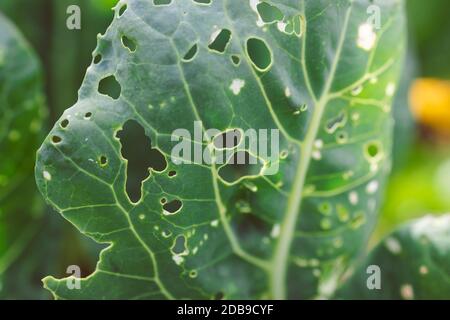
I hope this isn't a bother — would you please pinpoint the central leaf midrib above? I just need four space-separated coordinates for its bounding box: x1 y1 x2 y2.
270 3 353 299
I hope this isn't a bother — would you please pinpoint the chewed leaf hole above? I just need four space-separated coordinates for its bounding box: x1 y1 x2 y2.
153 0 172 6
218 151 263 184
326 111 347 134
189 270 198 278
160 197 167 204
246 37 272 72
98 75 121 100
182 44 198 62
336 131 348 144
84 112 92 119
256 2 283 23
231 55 240 66
213 129 242 149
163 199 183 215
365 141 383 161
118 4 127 17
93 54 102 64
292 14 305 37
116 120 167 203
318 202 332 215
193 0 212 4
121 35 137 52
279 14 305 37
367 143 379 157
99 156 108 167
208 29 232 53
60 119 69 129
52 135 62 144
171 235 186 255
168 170 177 177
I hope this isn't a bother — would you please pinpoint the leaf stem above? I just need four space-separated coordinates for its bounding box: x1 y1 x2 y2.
270 4 353 299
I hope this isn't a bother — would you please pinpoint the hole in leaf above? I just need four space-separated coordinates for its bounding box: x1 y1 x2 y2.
60 119 69 129
98 75 121 100
171 235 186 254
246 38 272 71
256 2 283 23
231 55 240 66
326 111 347 134
93 54 102 64
213 129 242 149
163 199 183 215
121 35 137 52
85 112 92 119
182 44 198 62
52 135 62 144
162 230 172 238
153 0 172 6
116 120 167 203
189 270 198 278
99 156 108 167
367 144 379 157
160 197 167 204
365 141 382 160
118 4 127 17
208 29 232 53
193 0 212 4
168 170 177 177
336 131 348 144
218 151 263 184
292 14 304 37
319 202 332 215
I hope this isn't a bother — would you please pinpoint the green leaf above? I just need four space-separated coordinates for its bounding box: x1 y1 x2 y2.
36 0 406 299
0 12 46 289
337 215 450 299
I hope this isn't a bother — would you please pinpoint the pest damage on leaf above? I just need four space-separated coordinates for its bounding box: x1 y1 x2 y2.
218 151 264 184
29 0 441 302
116 120 167 203
246 37 272 71
121 35 137 52
256 2 283 24
183 44 198 62
153 0 172 6
98 75 121 100
163 199 183 215
208 29 232 53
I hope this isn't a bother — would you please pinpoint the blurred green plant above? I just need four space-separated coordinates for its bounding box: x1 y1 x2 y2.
0 12 47 298
407 0 450 78
0 8 104 299
339 214 450 299
374 0 450 243
0 0 114 121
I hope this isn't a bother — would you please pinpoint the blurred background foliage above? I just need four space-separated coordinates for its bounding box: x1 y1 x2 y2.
0 0 449 298
375 0 450 240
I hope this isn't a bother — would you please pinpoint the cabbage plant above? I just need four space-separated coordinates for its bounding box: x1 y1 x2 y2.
35 0 449 299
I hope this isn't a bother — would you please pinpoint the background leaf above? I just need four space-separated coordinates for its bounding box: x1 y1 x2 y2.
0 13 47 298
337 214 450 299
